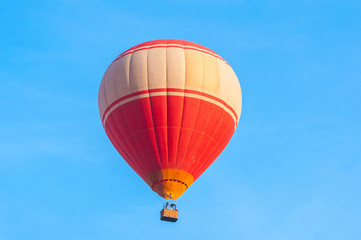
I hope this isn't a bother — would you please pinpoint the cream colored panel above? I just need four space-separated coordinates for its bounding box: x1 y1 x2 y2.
111 54 131 98
229 70 242 118
184 50 203 89
225 71 241 120
166 47 186 89
99 46 242 120
202 54 219 94
216 59 242 117
148 48 167 89
217 59 233 101
98 74 107 118
104 65 119 110
129 50 148 93
98 55 132 118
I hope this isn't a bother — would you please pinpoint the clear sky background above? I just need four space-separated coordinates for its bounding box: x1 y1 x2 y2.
1 0 360 239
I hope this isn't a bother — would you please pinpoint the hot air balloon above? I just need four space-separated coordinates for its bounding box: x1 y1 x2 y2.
98 39 242 221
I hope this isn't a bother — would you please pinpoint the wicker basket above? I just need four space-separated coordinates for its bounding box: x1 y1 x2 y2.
160 208 178 222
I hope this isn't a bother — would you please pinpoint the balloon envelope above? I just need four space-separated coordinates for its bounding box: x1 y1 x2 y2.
99 39 242 199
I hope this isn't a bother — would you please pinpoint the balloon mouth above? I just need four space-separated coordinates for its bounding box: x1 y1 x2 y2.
145 168 194 200
152 179 189 200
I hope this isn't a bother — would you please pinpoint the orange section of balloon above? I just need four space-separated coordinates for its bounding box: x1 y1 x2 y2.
99 39 242 199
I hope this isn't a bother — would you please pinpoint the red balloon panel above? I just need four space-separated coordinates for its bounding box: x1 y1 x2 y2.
104 91 235 181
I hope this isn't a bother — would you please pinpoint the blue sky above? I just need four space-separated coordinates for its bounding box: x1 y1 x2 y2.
1 0 360 239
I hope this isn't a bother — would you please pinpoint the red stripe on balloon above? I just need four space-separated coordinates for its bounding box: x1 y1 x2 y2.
112 45 229 66
110 39 228 66
125 39 219 55
101 88 238 125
